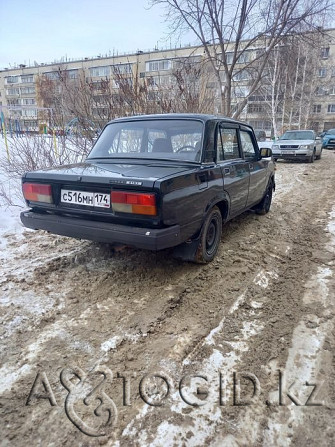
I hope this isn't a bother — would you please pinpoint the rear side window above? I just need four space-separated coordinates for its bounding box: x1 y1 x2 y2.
217 127 240 161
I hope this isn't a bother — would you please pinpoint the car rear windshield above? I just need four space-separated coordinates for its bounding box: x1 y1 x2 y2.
279 131 314 140
87 119 204 162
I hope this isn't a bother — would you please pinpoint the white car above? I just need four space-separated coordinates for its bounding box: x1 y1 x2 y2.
272 130 322 163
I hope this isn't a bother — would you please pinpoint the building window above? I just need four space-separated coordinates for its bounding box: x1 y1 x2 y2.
21 75 34 83
318 68 327 78
315 86 326 95
248 120 272 130
330 86 335 95
67 70 78 79
89 66 111 77
112 63 132 74
327 104 335 113
233 69 250 81
22 98 36 105
225 52 233 64
111 78 133 89
320 47 330 59
6 76 19 84
237 51 250 64
145 60 172 72
22 109 37 117
44 71 60 80
247 103 264 113
149 75 172 87
20 87 35 94
6 88 20 95
313 104 321 113
8 99 20 105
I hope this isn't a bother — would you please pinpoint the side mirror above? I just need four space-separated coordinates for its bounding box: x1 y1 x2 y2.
260 148 273 158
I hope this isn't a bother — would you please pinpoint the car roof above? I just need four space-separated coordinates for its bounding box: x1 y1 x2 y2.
107 113 253 129
326 128 335 133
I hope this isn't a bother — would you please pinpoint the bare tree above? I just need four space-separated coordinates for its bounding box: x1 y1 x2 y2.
251 33 321 135
171 57 216 112
151 0 333 118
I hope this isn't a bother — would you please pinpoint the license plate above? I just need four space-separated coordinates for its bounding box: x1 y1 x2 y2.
282 151 295 155
61 189 110 208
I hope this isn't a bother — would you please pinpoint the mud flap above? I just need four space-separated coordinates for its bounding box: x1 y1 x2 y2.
172 237 200 262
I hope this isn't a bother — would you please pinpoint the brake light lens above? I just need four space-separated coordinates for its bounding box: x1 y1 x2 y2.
111 191 157 216
23 183 53 203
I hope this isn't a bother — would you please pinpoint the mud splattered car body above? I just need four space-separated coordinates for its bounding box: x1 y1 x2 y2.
21 114 275 262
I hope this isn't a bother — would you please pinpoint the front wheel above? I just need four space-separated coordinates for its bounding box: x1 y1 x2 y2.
194 206 222 263
308 150 315 163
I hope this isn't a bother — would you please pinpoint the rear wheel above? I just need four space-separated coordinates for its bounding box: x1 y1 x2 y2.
194 206 222 263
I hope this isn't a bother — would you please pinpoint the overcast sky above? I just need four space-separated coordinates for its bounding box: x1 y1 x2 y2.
0 0 196 69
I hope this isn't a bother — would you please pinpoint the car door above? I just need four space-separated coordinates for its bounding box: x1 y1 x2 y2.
216 123 250 217
239 126 268 207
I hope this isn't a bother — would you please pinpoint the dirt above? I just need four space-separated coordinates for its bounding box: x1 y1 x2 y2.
1 151 335 446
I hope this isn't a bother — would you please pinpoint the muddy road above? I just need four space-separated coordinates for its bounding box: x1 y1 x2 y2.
1 151 335 446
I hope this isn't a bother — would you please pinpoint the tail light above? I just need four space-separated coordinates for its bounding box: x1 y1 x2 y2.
23 183 53 204
111 191 157 216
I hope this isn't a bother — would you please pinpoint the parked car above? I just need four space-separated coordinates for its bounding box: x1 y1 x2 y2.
20 114 275 263
271 130 322 162
321 128 335 150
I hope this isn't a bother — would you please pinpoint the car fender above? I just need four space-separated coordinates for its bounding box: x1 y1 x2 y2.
204 192 231 223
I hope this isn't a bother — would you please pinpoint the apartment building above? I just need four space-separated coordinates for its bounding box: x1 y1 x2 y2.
1 29 335 135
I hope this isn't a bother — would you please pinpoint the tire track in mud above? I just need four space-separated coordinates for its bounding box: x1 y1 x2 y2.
1 152 335 446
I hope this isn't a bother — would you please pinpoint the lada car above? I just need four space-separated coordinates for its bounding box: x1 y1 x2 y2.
21 114 275 263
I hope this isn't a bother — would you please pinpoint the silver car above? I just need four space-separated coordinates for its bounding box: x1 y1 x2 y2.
272 130 322 163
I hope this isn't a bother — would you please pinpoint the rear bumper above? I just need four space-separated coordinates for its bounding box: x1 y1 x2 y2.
20 211 182 251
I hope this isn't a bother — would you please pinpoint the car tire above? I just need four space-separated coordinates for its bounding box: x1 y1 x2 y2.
194 206 222 263
308 150 315 163
315 150 322 160
255 181 273 215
